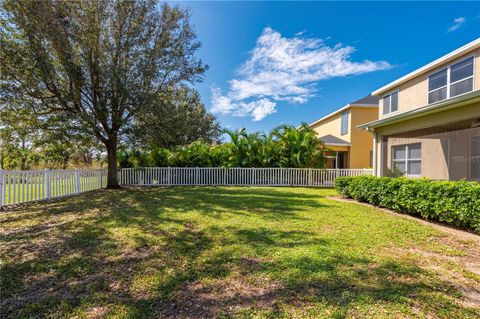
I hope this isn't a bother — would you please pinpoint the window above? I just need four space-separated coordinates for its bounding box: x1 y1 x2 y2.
383 91 398 115
392 143 421 176
341 111 349 135
428 56 474 104
471 136 480 179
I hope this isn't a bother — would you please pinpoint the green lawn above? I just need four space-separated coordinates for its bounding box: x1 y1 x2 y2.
1 187 479 318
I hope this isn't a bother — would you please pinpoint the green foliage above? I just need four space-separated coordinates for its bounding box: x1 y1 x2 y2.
335 176 480 233
129 86 221 148
385 167 404 178
118 124 327 168
1 0 207 186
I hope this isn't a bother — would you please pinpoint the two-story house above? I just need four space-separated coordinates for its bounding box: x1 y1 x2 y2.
360 38 480 180
310 95 378 169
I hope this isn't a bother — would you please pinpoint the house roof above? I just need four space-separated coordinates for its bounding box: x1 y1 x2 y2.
319 134 351 146
350 95 379 105
358 89 480 131
309 95 378 127
372 37 480 96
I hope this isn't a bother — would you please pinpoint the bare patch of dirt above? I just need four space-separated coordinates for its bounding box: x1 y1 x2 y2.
395 235 480 308
158 276 284 319
330 197 480 309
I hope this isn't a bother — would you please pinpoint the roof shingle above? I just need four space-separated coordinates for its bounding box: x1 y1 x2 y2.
319 134 351 146
350 95 379 105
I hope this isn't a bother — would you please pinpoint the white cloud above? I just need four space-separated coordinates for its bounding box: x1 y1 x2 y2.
211 27 391 121
447 17 466 32
211 88 276 121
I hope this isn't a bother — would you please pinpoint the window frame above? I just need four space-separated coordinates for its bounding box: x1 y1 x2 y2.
469 135 480 180
391 143 422 177
428 55 475 104
382 89 399 116
340 110 349 136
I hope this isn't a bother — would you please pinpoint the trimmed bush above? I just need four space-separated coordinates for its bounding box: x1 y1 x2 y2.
334 176 480 233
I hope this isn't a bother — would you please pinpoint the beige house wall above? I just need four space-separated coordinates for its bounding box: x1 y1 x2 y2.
311 112 351 143
374 103 480 136
372 102 480 180
378 48 480 118
383 127 480 180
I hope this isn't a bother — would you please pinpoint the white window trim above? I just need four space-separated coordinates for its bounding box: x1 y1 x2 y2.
428 55 475 104
469 135 480 181
392 143 422 177
382 90 399 116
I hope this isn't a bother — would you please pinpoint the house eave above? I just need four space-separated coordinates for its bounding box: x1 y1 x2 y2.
309 103 377 127
358 90 480 131
324 142 351 147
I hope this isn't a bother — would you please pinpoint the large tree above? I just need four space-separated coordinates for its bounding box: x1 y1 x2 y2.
128 86 220 149
0 0 206 187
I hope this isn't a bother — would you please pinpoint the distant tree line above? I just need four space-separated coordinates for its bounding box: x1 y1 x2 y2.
118 124 326 169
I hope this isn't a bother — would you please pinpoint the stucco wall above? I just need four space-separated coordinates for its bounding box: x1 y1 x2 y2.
349 107 378 168
311 112 351 143
378 48 480 118
311 106 378 168
384 127 480 180
374 103 480 136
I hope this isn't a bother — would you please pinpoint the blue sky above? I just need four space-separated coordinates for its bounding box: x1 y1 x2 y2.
174 1 480 133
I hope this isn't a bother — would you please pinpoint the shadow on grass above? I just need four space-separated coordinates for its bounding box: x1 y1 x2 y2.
0 187 477 318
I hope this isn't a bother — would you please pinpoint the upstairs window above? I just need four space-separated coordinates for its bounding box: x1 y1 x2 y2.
428 56 474 104
383 91 398 115
392 143 422 176
340 111 349 135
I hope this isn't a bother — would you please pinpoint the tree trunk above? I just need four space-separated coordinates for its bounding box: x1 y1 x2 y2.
105 138 120 189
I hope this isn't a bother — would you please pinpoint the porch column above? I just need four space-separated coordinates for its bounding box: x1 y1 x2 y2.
372 133 377 176
378 134 384 176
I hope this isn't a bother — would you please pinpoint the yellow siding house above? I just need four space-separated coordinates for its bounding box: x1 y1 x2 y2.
310 96 379 169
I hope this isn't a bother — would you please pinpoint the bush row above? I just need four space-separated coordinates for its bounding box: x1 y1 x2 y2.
334 176 480 233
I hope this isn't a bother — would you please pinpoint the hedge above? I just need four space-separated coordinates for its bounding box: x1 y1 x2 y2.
334 176 480 233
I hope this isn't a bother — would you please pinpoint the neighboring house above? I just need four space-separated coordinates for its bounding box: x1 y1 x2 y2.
310 95 378 169
360 38 480 181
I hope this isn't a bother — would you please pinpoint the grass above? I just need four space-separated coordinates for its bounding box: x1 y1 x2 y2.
1 187 479 318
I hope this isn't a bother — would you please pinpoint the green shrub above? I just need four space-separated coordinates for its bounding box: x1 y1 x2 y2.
334 176 480 233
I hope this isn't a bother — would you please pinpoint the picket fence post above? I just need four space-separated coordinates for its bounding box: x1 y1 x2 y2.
0 170 5 209
167 167 171 186
44 169 51 199
98 169 103 188
74 170 80 194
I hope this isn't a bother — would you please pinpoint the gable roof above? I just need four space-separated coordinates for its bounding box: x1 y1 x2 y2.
309 95 378 127
350 95 379 105
372 37 480 96
319 134 351 146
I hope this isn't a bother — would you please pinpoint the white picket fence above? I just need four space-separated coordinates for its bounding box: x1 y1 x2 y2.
119 167 373 187
0 169 107 208
0 167 372 208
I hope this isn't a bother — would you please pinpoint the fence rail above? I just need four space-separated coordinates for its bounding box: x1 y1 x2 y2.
0 167 372 209
0 169 107 208
119 167 373 188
